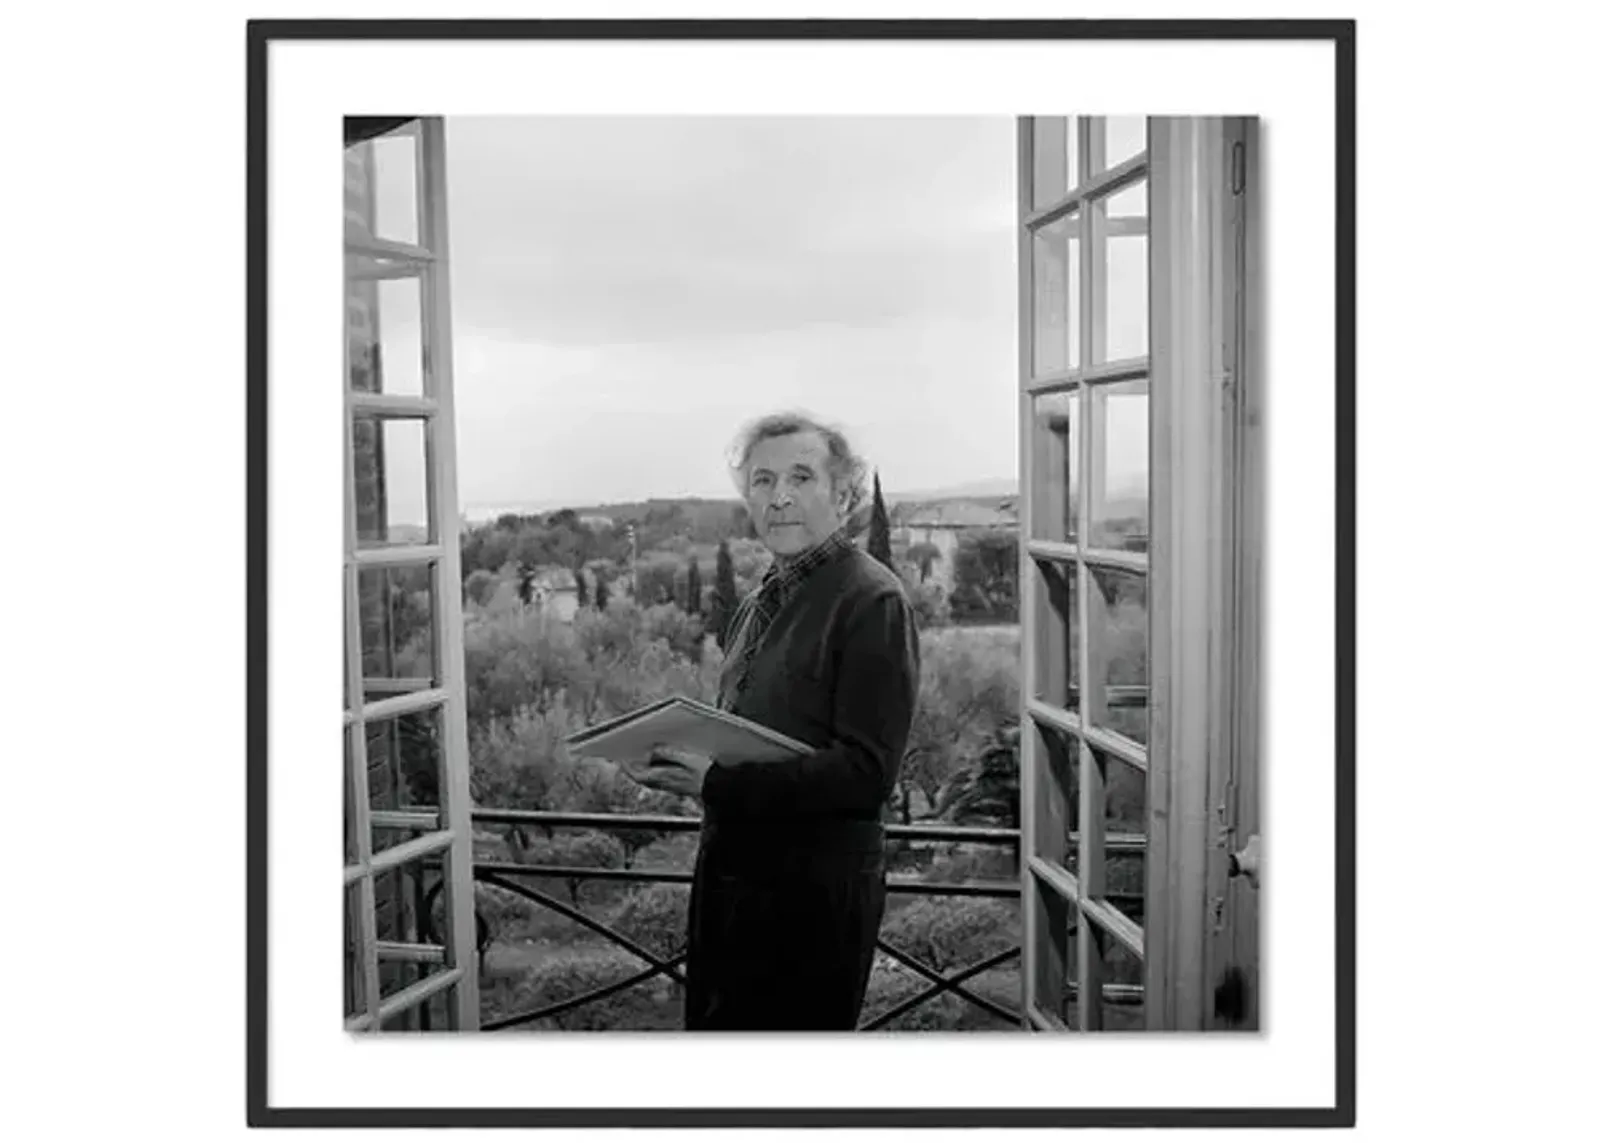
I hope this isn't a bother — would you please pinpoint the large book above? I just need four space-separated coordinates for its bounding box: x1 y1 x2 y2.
563 695 813 766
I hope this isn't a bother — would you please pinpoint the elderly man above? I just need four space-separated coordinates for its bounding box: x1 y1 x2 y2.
622 411 921 1031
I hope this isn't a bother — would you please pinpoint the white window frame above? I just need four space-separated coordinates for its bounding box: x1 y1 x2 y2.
342 117 480 1033
1019 116 1261 1032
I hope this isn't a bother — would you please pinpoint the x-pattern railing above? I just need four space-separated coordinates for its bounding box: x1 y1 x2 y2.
462 808 1030 1031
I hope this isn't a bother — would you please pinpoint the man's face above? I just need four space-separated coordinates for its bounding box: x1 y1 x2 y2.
744 430 849 558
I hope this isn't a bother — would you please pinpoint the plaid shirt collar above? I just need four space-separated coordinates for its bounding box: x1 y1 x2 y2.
756 525 856 603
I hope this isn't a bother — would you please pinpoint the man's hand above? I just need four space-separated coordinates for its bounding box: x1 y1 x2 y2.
618 745 715 799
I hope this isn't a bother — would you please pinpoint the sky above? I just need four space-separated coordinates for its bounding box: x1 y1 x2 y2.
359 116 1146 524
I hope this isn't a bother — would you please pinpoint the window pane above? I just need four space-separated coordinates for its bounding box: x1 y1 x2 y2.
1102 116 1147 170
345 881 366 1019
1032 213 1080 375
1087 380 1149 553
1031 559 1078 716
1032 879 1079 1029
1031 115 1079 208
1101 749 1147 927
347 272 424 397
379 965 454 1028
373 849 455 1028
359 564 438 692
366 708 444 855
346 132 420 247
344 729 359 867
1094 923 1146 1031
1031 722 1078 871
352 415 431 547
1089 566 1148 746
380 987 454 1033
1030 390 1079 543
1094 180 1149 363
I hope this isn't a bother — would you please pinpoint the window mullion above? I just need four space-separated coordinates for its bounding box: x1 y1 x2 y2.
343 387 382 1028
1016 116 1045 1030
1072 114 1101 1033
418 117 481 1031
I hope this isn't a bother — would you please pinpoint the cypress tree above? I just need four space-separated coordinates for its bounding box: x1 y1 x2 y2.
867 470 894 570
685 557 703 616
710 540 739 649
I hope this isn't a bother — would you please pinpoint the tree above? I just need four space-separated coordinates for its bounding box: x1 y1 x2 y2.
708 539 740 649
906 541 942 583
463 568 498 607
897 630 1019 822
460 524 516 579
726 537 773 598
906 580 952 629
935 723 1021 826
867 471 894 570
950 529 1019 623
574 562 589 609
594 574 611 612
684 557 702 616
633 552 682 611
503 827 626 907
560 759 680 867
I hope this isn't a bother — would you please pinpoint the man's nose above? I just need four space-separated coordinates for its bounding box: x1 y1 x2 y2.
771 485 795 507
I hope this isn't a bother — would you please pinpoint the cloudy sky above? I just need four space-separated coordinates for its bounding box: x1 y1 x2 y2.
361 116 1147 524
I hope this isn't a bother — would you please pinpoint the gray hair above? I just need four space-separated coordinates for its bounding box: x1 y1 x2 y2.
726 410 870 518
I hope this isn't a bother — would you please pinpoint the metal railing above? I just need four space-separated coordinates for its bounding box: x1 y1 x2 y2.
440 809 1024 1030
417 808 1144 1032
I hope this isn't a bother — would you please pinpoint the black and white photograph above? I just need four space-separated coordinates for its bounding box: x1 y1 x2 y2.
341 110 1261 1036
254 20 1350 1127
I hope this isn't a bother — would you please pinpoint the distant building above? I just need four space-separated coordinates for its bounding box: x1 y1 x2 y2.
530 567 582 623
577 514 615 531
895 500 1020 590
498 564 634 625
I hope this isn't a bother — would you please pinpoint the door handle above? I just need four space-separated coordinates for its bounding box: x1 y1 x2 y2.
1228 834 1260 888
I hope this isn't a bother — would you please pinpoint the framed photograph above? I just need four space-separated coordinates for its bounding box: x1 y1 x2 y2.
249 17 1354 1128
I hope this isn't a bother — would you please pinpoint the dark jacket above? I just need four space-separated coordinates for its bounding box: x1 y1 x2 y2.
685 544 920 1030
700 545 921 833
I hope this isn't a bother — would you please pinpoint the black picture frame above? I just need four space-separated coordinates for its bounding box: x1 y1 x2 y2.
247 17 1355 1128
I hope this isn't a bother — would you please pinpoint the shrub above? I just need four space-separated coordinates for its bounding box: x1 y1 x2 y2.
921 845 1018 886
506 829 626 907
473 881 539 944
503 945 675 1031
860 961 966 1031
879 898 1017 974
611 884 691 959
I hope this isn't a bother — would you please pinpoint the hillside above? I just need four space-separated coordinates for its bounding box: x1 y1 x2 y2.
552 482 1019 519
463 478 1023 525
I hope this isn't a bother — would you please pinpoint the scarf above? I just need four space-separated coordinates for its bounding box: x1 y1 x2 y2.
716 527 855 709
